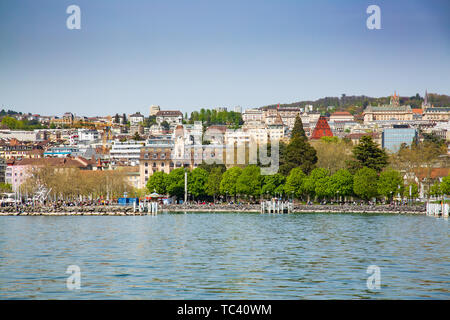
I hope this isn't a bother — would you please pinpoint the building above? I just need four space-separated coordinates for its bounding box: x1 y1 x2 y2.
242 108 264 123
129 112 145 125
330 111 354 123
0 139 45 160
8 157 94 192
78 129 100 142
382 126 417 153
344 132 382 146
310 116 333 139
363 93 413 123
422 107 450 122
149 105 161 116
155 110 183 127
0 130 40 142
109 140 146 165
0 158 5 183
139 143 174 188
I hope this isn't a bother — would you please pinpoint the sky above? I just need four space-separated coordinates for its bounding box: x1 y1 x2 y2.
0 0 449 116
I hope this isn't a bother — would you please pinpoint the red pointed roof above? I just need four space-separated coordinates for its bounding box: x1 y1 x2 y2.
310 116 333 139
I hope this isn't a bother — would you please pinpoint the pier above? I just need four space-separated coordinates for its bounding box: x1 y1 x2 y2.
426 202 449 217
261 200 292 214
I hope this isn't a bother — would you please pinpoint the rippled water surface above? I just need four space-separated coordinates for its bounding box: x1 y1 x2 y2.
0 213 448 299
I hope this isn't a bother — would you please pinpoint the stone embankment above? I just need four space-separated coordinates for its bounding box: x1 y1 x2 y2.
0 203 426 215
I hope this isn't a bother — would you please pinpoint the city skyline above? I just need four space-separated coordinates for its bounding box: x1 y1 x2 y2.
1 0 449 116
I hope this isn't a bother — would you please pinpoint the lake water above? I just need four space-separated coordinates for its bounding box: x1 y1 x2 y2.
0 213 448 299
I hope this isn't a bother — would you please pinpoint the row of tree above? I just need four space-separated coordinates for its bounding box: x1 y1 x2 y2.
188 109 243 128
146 162 449 202
20 167 133 201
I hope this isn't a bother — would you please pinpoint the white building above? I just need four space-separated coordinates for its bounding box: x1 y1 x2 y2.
156 110 183 127
78 129 100 142
242 108 264 123
149 105 160 116
110 140 146 165
129 112 145 125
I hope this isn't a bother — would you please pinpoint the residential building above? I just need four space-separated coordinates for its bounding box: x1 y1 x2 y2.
155 110 183 127
149 105 161 116
422 107 450 122
109 140 146 165
129 112 145 125
330 111 354 123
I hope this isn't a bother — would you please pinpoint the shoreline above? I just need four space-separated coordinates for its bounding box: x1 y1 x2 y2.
0 204 426 216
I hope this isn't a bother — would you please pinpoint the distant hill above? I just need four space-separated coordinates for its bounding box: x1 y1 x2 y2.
263 93 450 115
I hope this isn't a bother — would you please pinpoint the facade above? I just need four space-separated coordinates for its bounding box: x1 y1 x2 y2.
0 130 39 142
382 126 417 153
129 112 145 125
242 108 264 123
330 111 354 122
155 110 183 127
109 140 146 165
422 107 450 122
363 93 413 123
78 129 100 142
0 139 45 160
149 105 161 116
139 143 174 188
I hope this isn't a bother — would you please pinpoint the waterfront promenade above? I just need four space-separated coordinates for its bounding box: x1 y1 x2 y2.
0 203 426 215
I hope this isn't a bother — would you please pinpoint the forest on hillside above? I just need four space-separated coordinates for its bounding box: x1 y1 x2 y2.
264 93 450 115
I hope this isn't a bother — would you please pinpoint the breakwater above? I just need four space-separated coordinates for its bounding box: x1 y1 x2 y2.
0 203 426 215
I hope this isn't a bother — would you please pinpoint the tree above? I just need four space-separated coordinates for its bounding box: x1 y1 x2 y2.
1 116 21 129
403 183 419 199
377 169 404 202
0 183 12 193
348 135 388 173
328 169 354 200
291 115 306 139
261 173 286 197
429 182 442 198
314 175 332 200
188 168 209 199
166 168 187 199
220 167 242 200
284 168 306 199
353 167 379 201
279 116 317 175
146 171 167 194
312 137 353 174
236 165 262 199
303 168 330 201
114 113 120 124
206 167 223 202
161 121 170 131
132 132 143 141
440 175 450 195
122 113 127 124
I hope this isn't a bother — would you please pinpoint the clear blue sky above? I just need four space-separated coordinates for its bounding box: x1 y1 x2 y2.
0 0 449 116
